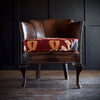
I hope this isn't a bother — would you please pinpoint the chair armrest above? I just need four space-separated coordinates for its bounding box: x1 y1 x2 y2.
65 21 83 38
64 21 83 52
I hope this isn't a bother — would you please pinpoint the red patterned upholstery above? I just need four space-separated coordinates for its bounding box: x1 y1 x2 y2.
24 38 78 52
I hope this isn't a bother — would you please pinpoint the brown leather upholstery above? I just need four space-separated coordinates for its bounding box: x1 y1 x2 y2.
30 20 45 38
65 21 83 38
59 19 73 36
20 22 36 40
30 19 73 38
42 19 59 37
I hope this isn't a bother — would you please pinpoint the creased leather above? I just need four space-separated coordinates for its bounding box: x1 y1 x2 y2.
20 22 36 40
30 20 45 38
20 19 83 44
42 19 59 37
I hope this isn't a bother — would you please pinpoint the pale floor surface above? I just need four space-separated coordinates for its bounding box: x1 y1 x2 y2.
0 70 100 100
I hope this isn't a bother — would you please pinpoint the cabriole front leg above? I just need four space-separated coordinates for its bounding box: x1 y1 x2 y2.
19 66 26 88
74 63 83 89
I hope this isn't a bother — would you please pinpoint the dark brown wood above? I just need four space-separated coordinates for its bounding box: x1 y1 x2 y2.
22 52 80 64
73 63 83 88
63 63 69 80
20 67 26 88
36 64 41 80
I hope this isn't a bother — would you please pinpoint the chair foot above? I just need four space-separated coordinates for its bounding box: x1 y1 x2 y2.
22 83 26 88
36 64 41 80
19 66 26 88
63 63 69 80
73 63 83 89
77 84 82 89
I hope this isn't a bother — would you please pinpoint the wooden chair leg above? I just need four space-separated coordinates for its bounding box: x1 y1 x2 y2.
36 64 41 80
74 63 83 89
20 67 26 88
63 63 69 80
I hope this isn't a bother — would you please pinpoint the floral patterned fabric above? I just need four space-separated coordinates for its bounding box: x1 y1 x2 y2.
24 38 78 52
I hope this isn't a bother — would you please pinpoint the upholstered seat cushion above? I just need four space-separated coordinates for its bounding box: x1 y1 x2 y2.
24 38 78 52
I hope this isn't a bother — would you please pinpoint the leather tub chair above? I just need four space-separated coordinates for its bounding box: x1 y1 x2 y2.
19 19 83 88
